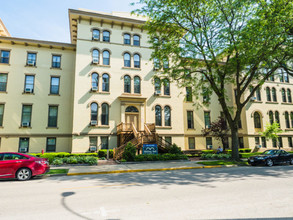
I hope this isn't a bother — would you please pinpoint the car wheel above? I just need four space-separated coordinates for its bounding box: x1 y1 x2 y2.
290 158 293 165
16 168 32 181
266 159 274 167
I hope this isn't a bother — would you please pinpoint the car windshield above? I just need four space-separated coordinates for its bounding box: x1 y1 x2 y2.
263 150 278 155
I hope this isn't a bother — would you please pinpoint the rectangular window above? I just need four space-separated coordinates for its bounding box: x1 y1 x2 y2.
52 55 61 68
0 50 10 64
186 87 192 102
204 111 211 128
19 138 29 153
24 75 35 93
0 104 4 126
27 52 36 66
89 137 97 147
48 106 58 127
255 137 260 147
46 137 56 152
187 111 194 129
0 73 8 92
272 138 277 148
278 137 283 148
238 119 242 129
165 136 172 144
206 137 213 149
261 137 267 148
239 137 244 148
288 137 293 148
21 105 32 126
50 77 60 94
188 137 195 149
101 136 108 149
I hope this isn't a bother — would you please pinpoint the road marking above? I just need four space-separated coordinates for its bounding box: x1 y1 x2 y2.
62 183 138 190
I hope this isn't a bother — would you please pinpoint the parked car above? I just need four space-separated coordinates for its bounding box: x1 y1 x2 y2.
248 149 293 167
0 152 50 181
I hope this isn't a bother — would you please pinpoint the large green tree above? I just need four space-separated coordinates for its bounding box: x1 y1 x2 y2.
134 0 293 160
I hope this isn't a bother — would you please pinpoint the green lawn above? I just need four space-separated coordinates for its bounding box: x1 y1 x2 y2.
47 169 69 175
197 160 248 166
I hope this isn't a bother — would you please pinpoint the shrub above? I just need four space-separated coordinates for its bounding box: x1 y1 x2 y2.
167 144 183 154
52 158 63 165
84 156 98 165
201 153 231 160
134 153 188 162
98 150 113 158
122 142 137 161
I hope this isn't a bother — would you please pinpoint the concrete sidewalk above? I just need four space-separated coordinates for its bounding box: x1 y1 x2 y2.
51 160 226 176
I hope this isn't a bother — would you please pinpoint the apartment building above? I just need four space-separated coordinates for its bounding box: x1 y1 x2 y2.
0 9 292 153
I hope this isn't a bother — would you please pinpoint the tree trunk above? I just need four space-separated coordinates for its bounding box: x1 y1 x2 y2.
230 124 240 161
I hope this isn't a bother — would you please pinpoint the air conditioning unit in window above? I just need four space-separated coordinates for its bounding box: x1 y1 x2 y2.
89 146 97 152
256 144 262 148
27 60 35 66
25 88 33 93
22 122 30 127
91 86 98 92
92 58 99 64
90 120 98 126
207 145 213 150
92 36 99 41
205 125 211 129
154 90 161 96
250 97 257 101
19 148 27 153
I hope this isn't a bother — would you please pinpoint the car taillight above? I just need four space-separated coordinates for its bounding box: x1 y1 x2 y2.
36 160 49 165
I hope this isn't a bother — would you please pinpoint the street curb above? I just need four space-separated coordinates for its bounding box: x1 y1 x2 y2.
66 165 225 176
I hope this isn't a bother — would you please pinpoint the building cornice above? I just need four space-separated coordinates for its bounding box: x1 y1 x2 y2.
0 36 76 51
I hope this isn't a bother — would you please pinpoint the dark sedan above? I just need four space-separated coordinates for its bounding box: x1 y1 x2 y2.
248 149 293 167
0 152 50 181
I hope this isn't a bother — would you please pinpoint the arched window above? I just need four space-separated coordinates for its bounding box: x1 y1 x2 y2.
291 112 293 128
153 58 160 70
124 53 131 67
254 112 261 128
134 76 141 94
92 29 100 40
256 88 261 101
284 71 289 83
124 34 131 45
124 75 131 93
103 50 110 65
102 73 109 92
91 73 99 90
134 54 141 68
163 79 170 96
287 89 292 103
92 49 99 63
269 111 274 125
281 88 286 102
101 103 109 125
103 31 110 42
90 103 98 121
275 111 280 125
163 58 169 69
155 105 162 126
125 106 139 112
266 87 271 101
285 111 290 128
133 35 140 46
164 105 171 126
154 78 161 94
272 87 277 102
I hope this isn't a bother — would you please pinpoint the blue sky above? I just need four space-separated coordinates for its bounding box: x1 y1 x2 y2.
0 0 141 43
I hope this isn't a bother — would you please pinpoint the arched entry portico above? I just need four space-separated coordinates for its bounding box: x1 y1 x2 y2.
125 106 139 129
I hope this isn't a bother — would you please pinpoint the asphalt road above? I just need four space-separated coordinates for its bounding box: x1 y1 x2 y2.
1 165 293 220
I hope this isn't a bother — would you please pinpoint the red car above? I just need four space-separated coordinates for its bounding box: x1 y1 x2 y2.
0 152 50 181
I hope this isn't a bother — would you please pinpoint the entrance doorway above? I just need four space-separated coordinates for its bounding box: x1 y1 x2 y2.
125 106 139 130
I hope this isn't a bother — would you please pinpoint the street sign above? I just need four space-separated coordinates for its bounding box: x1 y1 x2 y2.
142 144 158 155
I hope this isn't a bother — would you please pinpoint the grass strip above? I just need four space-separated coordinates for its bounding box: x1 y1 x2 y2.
47 169 69 175
197 160 248 166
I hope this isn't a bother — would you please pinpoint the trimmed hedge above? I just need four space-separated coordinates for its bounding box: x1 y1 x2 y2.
201 150 214 154
226 148 252 153
98 150 114 158
201 153 231 160
52 156 98 165
133 153 188 162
